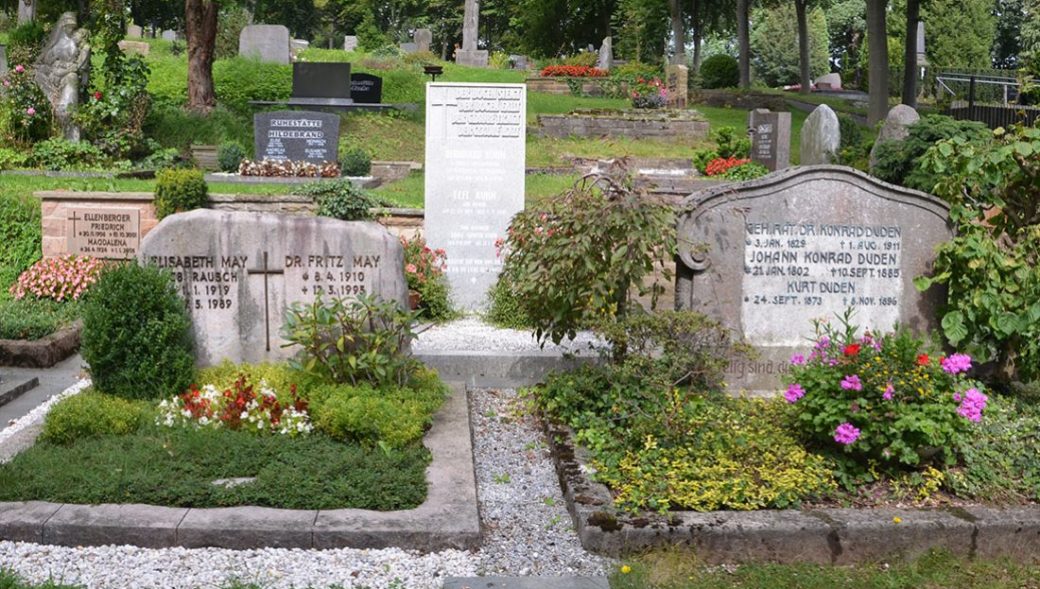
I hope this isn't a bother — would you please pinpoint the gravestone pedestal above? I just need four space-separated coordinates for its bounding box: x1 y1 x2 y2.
455 50 489 67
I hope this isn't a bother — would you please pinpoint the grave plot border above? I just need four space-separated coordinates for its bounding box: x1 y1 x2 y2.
0 382 480 551
0 321 82 368
544 419 1040 564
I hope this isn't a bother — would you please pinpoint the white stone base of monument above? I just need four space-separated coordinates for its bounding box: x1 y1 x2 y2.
455 50 489 67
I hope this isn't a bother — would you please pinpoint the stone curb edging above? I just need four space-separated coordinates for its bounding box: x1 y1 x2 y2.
0 383 480 552
0 378 39 409
544 419 1040 564
416 352 599 388
0 322 82 369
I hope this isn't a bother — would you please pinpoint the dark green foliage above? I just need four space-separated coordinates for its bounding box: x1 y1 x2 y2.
296 179 380 221
0 298 80 340
143 105 253 152
154 168 208 219
871 115 989 193
41 392 149 445
217 141 246 172
80 263 195 400
216 6 252 59
339 146 373 177
213 58 292 114
485 275 533 329
28 139 106 171
838 114 863 150
699 54 740 89
0 193 40 297
719 161 769 181
750 4 830 87
0 427 430 510
6 21 45 64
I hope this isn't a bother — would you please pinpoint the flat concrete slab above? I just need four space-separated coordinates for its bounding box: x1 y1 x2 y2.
177 506 316 549
0 353 84 426
43 504 187 549
0 377 38 409
444 578 610 589
0 501 63 543
417 351 597 388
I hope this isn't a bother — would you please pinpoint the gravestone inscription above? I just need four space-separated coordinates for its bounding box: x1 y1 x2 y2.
748 109 791 171
665 64 688 108
425 83 526 309
254 110 340 164
350 73 383 103
139 210 406 366
66 207 140 259
675 166 952 395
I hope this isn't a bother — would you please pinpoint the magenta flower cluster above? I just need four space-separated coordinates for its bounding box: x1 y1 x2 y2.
840 374 862 391
9 255 105 302
956 388 988 423
784 383 806 404
941 353 973 375
833 422 861 445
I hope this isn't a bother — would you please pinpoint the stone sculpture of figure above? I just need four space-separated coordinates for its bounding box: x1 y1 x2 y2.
34 12 91 141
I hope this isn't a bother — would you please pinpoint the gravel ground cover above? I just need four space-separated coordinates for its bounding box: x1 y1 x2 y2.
0 383 613 588
413 318 603 355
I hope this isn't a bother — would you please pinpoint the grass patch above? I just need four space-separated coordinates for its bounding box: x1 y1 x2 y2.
0 570 80 589
372 171 580 209
0 423 430 510
342 111 426 162
0 191 40 297
0 298 80 340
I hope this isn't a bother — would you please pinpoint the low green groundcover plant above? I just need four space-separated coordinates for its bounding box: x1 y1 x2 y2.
0 297 81 340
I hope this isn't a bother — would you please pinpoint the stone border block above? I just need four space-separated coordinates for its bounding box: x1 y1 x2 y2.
417 352 598 388
0 377 39 408
0 322 81 368
817 507 974 564
963 506 1040 562
43 504 187 548
0 501 63 543
177 507 316 549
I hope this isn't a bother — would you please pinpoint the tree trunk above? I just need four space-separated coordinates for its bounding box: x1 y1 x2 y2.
186 0 219 113
796 0 812 94
669 0 685 64
692 0 702 71
902 0 920 107
737 0 750 88
866 0 890 125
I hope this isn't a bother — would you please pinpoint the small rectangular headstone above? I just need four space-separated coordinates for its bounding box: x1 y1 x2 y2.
455 49 489 67
676 167 953 395
748 109 791 171
291 62 352 104
665 64 688 108
414 29 432 52
239 24 291 65
343 36 359 51
117 40 150 56
0 45 7 79
400 42 419 53
127 24 143 38
161 30 177 41
350 73 383 104
66 207 141 260
290 39 310 52
254 110 340 164
139 211 407 366
425 83 526 309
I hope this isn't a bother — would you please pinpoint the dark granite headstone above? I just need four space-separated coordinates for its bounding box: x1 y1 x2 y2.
676 165 952 395
254 110 340 164
350 73 383 104
748 109 791 171
291 62 353 106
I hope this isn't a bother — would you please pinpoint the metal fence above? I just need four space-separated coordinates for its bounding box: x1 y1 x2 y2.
935 69 1040 129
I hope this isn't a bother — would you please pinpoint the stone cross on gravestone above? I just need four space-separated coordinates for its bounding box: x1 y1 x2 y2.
246 251 284 352
456 0 488 66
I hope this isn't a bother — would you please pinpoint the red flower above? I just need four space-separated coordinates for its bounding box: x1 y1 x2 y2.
93 91 103 100
917 354 930 366
843 344 861 357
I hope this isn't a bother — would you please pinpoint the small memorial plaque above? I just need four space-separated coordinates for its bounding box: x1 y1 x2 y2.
66 207 140 259
350 73 383 104
254 110 340 164
748 109 791 171
676 166 952 395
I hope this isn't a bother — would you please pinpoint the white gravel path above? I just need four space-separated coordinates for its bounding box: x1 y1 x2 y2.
414 318 603 355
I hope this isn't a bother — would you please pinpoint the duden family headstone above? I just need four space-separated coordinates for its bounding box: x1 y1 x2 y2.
239 24 291 65
675 165 952 395
139 210 407 366
66 207 141 259
424 83 526 309
748 109 791 171
254 110 340 164
350 73 383 104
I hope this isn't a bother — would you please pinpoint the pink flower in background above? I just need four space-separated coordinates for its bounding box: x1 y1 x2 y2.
405 263 418 274
784 383 806 404
883 383 895 401
25 107 35 116
834 423 861 445
956 388 988 423
14 65 24 74
790 354 806 366
941 353 973 375
840 374 862 391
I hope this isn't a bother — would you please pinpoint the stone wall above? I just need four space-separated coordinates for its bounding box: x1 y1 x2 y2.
536 112 710 140
525 77 612 96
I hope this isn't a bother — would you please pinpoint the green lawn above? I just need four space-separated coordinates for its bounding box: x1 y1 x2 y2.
373 171 580 209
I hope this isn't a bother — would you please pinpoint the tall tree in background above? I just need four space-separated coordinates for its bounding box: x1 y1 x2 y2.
901 0 920 107
795 0 812 93
669 0 685 63
992 0 1026 68
922 0 996 70
828 0 865 86
736 0 750 87
185 0 218 112
866 0 889 124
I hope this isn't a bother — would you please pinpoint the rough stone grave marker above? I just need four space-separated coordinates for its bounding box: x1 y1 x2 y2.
675 165 952 395
161 30 177 41
254 110 340 164
665 64 688 108
800 104 841 165
127 23 143 38
748 109 791 171
597 36 613 70
0 44 7 79
66 207 140 259
343 35 359 51
350 73 382 104
425 83 526 309
869 105 920 170
139 210 406 366
414 29 432 52
239 24 290 65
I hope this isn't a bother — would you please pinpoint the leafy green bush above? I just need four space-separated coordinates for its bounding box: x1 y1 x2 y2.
711 126 751 158
720 161 769 181
699 54 739 89
6 21 45 64
195 360 310 401
214 58 292 114
838 113 863 150
217 140 246 172
871 115 990 192
41 392 148 445
216 6 251 59
401 235 455 321
339 146 372 177
80 262 195 400
562 52 599 67
485 273 532 329
0 297 80 340
295 179 380 221
154 168 208 219
144 105 252 151
29 139 106 171
282 293 418 387
0 193 40 296
0 148 28 170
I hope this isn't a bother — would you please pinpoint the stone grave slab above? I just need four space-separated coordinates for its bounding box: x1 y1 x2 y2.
291 62 352 106
139 210 406 366
414 29 432 52
597 36 613 70
455 50 488 67
800 104 840 165
66 206 140 259
400 42 418 53
870 105 920 170
0 44 7 79
665 64 688 108
675 165 952 395
254 110 340 164
117 40 149 56
343 36 359 51
748 109 791 171
239 25 290 65
350 73 382 104
127 23 143 38
424 83 526 309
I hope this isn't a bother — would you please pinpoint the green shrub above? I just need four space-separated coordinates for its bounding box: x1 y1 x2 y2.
41 392 148 445
214 58 292 114
871 114 990 192
0 297 80 340
29 139 106 171
216 6 251 59
485 274 532 329
0 193 40 296
154 168 208 219
562 52 599 68
700 54 739 89
195 360 310 401
217 140 246 172
6 21 45 64
838 113 863 150
80 262 195 400
720 161 769 181
339 146 372 177
710 126 752 158
296 179 380 221
0 147 28 170
401 234 455 321
144 105 252 151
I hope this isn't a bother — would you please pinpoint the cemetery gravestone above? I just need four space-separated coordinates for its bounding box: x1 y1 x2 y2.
675 165 952 395
161 30 177 41
254 110 340 164
800 104 841 165
291 62 352 105
869 105 920 170
456 0 488 67
814 73 842 90
291 39 310 52
665 64 688 108
425 83 526 309
748 109 791 171
0 45 7 79
140 210 407 366
350 73 383 104
414 29 432 52
239 24 291 65
127 23 143 38
343 36 359 51
117 40 150 56
400 42 419 53
66 207 140 260
597 37 613 70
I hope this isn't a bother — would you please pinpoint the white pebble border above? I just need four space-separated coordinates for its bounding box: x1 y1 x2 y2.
0 382 614 588
0 379 90 449
414 318 604 355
